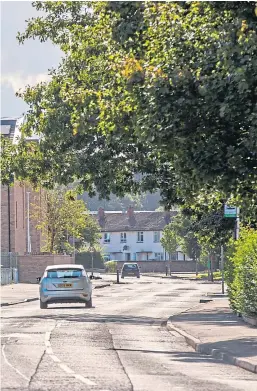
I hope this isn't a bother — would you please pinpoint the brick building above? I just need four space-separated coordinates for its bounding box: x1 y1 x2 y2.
1 117 43 255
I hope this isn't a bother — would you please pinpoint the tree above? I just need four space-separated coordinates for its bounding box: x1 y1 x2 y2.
3 1 256 212
0 136 15 185
78 217 101 251
31 188 99 253
161 213 201 266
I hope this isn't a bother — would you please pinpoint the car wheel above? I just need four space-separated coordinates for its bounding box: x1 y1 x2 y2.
40 299 47 309
85 296 92 308
137 276 140 278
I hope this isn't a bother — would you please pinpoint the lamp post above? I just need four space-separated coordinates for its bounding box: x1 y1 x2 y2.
89 246 95 277
27 192 31 253
221 245 225 294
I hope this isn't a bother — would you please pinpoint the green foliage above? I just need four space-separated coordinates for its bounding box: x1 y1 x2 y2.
226 228 257 316
196 271 222 281
161 212 201 260
6 1 256 211
0 136 15 185
104 260 118 273
31 187 100 253
78 216 101 251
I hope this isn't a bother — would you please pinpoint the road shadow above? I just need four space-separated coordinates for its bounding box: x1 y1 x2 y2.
109 347 227 364
197 337 257 358
12 312 162 326
47 305 96 310
171 309 255 328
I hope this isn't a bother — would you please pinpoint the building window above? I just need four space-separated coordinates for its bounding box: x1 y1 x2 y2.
155 252 164 261
120 232 127 243
153 231 160 242
104 233 110 243
137 231 144 242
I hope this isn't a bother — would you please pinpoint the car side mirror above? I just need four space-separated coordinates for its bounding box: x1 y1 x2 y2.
37 277 41 283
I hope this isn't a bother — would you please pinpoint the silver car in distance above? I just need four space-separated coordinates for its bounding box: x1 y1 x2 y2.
38 264 92 309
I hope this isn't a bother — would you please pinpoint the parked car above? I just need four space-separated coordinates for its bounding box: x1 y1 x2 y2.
38 264 92 309
121 263 140 279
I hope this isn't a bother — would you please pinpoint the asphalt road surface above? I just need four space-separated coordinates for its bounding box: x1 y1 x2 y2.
1 276 257 391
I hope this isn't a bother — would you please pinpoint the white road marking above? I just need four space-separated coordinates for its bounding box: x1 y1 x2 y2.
46 347 53 355
44 330 97 386
45 331 51 341
74 374 96 385
59 363 74 374
2 341 29 382
49 354 61 363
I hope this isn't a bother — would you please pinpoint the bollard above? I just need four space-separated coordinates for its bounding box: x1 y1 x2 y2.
116 269 120 284
166 266 168 276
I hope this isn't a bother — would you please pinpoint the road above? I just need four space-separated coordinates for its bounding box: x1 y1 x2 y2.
1 276 257 391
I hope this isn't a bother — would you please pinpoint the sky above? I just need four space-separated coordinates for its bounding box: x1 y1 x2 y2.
1 1 62 117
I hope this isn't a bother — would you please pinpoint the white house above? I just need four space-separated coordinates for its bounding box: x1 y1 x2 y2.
92 207 191 262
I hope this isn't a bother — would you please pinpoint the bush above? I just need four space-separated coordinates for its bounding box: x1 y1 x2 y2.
226 228 257 316
105 260 118 273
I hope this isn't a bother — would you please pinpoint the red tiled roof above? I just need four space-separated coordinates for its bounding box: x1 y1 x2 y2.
92 211 177 232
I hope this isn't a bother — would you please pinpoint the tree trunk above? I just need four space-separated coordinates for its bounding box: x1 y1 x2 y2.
210 254 214 282
49 230 55 253
195 257 198 276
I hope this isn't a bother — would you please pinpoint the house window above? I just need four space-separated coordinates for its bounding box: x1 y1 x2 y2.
153 231 160 242
120 233 127 243
104 233 110 243
137 231 144 242
155 252 164 261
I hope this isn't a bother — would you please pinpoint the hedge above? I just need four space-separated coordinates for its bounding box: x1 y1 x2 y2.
104 260 118 273
225 228 257 316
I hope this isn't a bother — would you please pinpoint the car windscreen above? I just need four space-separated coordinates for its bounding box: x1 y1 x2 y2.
47 269 83 278
123 264 138 270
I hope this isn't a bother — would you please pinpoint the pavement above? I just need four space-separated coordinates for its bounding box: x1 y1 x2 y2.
2 276 257 391
167 297 257 374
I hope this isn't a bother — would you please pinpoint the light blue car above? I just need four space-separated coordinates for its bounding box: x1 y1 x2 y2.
38 264 92 309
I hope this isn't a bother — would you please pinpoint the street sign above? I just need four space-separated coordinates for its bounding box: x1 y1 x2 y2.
224 205 237 218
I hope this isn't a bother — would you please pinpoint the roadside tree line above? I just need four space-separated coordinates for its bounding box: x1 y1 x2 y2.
1 2 257 315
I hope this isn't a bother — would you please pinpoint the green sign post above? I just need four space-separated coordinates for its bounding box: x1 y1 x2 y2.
224 205 237 218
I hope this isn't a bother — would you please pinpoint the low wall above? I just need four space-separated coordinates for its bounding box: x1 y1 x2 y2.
116 260 205 273
18 254 74 283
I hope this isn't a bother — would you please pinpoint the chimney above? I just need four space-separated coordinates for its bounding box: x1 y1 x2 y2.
127 205 136 226
164 211 171 225
98 207 105 227
127 205 134 219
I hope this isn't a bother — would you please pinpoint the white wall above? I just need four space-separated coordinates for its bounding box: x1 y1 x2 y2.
100 230 192 262
100 230 195 261
100 230 165 261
